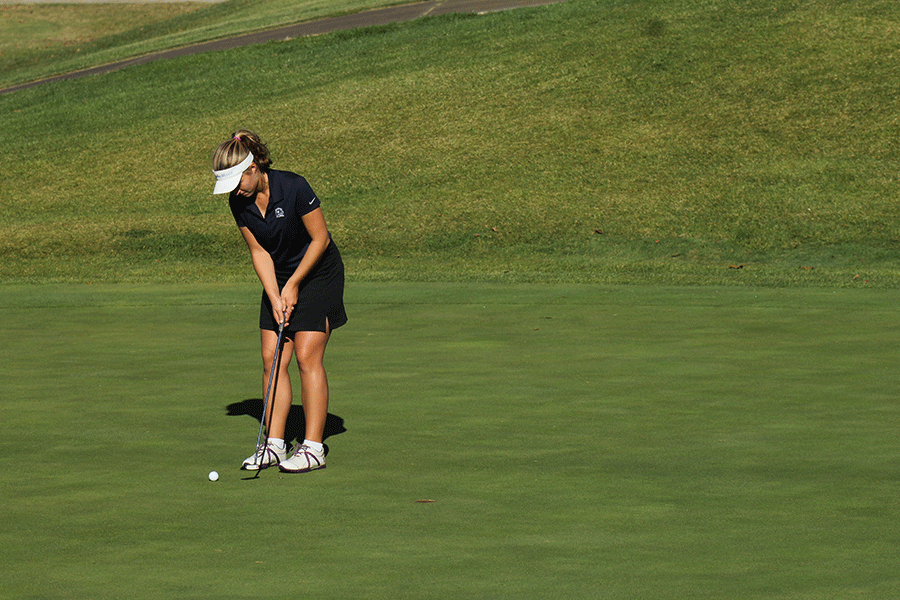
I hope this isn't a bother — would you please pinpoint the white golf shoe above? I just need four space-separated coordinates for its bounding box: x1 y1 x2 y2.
241 442 288 470
278 444 326 473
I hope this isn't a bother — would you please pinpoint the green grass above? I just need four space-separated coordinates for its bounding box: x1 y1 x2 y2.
0 2 205 77
1 0 898 287
3 4 898 597
2 283 899 599
0 0 411 89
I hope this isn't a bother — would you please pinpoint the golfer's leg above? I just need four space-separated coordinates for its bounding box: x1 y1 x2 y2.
294 329 330 444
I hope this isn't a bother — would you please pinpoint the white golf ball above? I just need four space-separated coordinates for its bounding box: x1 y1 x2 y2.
208 471 219 482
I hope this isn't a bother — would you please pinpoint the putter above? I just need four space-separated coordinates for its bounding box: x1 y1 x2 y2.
251 315 286 469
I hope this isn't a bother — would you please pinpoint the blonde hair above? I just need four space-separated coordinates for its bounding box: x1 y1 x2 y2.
211 129 273 172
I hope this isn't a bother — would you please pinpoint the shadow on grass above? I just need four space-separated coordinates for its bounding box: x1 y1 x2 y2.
225 398 347 450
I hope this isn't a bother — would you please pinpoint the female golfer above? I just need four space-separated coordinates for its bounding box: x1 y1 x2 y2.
212 130 347 473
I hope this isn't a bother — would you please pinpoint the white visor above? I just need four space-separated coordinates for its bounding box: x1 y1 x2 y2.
212 152 254 194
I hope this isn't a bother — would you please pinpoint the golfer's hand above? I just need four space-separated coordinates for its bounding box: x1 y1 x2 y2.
280 284 299 323
272 298 289 326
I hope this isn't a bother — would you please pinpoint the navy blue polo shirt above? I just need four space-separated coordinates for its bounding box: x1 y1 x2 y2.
229 170 324 278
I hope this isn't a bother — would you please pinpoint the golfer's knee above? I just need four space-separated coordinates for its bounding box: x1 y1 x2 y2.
295 349 323 374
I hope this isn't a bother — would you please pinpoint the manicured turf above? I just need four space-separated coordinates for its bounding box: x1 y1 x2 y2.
1 283 898 599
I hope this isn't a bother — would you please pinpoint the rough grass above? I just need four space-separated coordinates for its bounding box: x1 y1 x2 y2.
0 0 411 88
0 3 204 66
1 0 899 287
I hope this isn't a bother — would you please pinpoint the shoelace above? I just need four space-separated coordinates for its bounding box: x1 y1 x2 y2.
291 445 311 458
290 445 322 466
253 445 279 464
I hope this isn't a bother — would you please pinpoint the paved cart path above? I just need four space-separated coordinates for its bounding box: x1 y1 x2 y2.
1 0 565 94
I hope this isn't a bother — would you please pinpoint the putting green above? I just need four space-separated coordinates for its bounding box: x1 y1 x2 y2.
1 283 898 599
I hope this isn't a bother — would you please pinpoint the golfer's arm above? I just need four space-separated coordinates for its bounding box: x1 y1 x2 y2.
239 227 280 302
285 208 331 290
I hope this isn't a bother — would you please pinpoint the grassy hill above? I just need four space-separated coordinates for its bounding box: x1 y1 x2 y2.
0 0 409 89
2 0 898 287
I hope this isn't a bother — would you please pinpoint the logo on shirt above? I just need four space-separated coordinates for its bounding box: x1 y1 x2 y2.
275 208 285 218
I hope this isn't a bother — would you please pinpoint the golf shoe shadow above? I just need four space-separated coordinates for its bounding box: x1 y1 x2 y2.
226 398 347 453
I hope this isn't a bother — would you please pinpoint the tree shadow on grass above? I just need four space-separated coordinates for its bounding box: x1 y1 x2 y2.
226 398 347 453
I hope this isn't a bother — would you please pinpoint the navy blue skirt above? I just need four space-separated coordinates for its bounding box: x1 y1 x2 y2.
259 242 347 333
